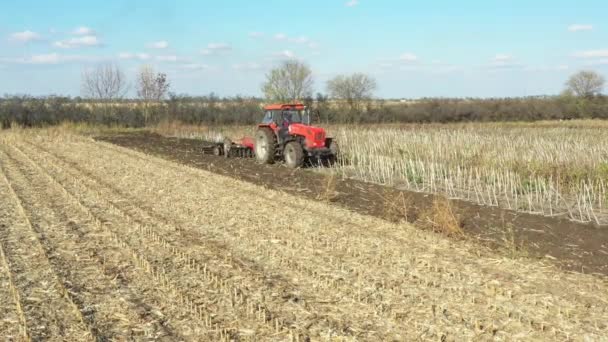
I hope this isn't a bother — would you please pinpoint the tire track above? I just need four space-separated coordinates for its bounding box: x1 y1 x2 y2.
74 138 608 339
0 150 93 341
24 137 399 339
5 142 277 341
0 215 29 341
0 147 182 340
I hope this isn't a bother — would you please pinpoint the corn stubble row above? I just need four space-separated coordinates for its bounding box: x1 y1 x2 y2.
0 131 606 341
333 124 608 225
170 122 608 225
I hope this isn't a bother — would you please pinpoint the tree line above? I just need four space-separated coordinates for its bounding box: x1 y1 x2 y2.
0 60 606 128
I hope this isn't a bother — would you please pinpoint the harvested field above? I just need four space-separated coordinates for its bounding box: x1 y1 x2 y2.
99 132 608 277
1 131 607 340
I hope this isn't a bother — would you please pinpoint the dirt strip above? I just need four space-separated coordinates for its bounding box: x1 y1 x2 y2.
97 132 608 277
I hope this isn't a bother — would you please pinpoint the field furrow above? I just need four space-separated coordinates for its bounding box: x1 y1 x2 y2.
0 210 28 340
0 152 93 341
20 138 360 339
28 139 441 338
5 142 281 340
22 136 608 340
0 145 187 340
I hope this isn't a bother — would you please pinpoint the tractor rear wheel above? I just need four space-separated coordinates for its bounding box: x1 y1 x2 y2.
284 141 304 168
255 128 276 164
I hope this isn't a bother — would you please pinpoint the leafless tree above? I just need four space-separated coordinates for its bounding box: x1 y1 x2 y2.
327 73 377 111
565 70 605 98
81 63 128 100
136 65 170 102
261 60 313 102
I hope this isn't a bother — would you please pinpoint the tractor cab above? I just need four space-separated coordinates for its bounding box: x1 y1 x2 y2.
260 103 311 127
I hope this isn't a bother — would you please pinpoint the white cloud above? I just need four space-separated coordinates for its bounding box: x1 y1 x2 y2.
156 55 179 62
3 53 93 64
493 54 513 62
573 49 608 58
378 62 393 69
288 36 309 44
9 30 42 43
148 40 169 49
201 43 232 55
486 62 523 70
399 52 418 62
274 33 316 46
524 65 569 72
54 35 101 48
233 62 263 71
181 63 209 70
485 54 523 70
568 24 593 32
29 53 64 64
585 59 608 66
345 0 359 7
118 52 151 60
73 26 95 35
273 33 319 51
274 50 296 59
248 32 264 38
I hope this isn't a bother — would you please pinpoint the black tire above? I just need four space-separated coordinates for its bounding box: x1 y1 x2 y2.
223 138 232 158
255 128 276 164
212 145 222 156
328 140 340 164
329 140 339 157
284 141 304 168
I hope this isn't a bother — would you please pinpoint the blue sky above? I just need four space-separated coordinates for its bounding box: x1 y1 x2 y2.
1 0 607 98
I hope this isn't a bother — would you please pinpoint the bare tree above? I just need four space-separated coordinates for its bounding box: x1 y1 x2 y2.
327 73 377 111
261 60 313 102
565 70 605 98
136 65 170 102
81 63 128 100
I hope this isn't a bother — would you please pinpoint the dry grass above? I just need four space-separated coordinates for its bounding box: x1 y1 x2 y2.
2 129 607 340
316 171 338 203
383 190 411 223
419 196 464 236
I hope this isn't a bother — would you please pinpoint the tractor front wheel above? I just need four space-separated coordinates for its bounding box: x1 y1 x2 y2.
212 145 222 156
255 128 276 164
223 138 232 158
328 140 340 165
284 141 304 168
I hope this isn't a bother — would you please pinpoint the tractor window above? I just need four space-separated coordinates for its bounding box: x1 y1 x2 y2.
261 111 273 124
281 110 302 124
262 109 307 125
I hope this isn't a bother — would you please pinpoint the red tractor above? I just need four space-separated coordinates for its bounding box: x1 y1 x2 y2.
205 103 338 168
254 103 338 168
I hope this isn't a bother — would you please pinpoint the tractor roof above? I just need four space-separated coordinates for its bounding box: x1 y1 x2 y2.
264 103 306 111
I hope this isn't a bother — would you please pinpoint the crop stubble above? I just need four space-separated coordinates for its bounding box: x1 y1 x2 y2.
0 132 607 341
